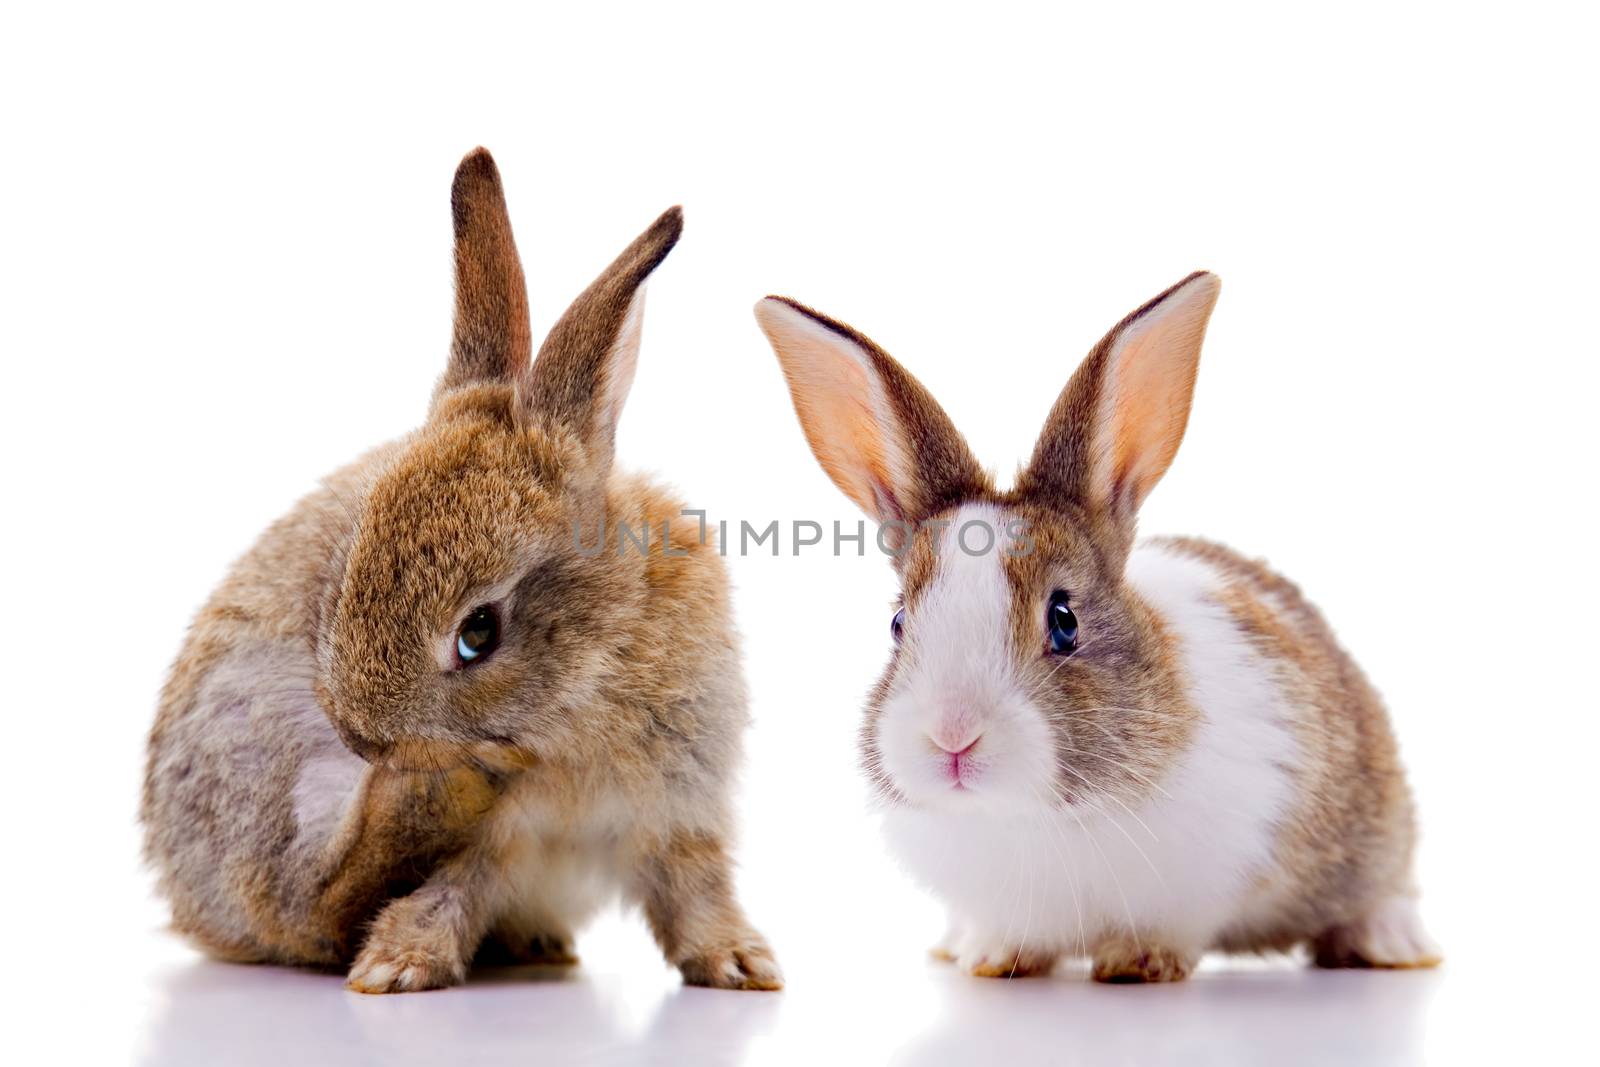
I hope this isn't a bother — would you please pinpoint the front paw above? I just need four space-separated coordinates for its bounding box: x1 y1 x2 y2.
1091 940 1195 984
678 932 783 991
346 898 471 994
930 920 963 963
961 945 1056 979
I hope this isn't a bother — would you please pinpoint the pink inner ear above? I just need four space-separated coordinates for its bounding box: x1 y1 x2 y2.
1110 330 1192 503
789 357 895 516
1103 280 1216 511
760 305 909 523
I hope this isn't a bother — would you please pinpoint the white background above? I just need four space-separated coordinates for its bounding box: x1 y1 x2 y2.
3 3 1596 1064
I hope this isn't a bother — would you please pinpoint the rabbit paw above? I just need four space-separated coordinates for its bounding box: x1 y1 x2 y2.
930 920 964 962
1091 940 1196 983
962 944 1056 979
678 933 783 991
1313 896 1442 969
346 896 471 994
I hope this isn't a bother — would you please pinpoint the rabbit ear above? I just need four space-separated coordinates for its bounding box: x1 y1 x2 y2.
1016 271 1220 537
517 206 681 474
754 297 988 524
439 148 532 393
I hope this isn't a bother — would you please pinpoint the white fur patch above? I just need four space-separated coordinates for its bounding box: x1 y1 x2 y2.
876 504 1055 813
292 749 366 841
602 284 648 431
479 779 638 940
1338 895 1441 966
165 641 347 946
881 539 1303 958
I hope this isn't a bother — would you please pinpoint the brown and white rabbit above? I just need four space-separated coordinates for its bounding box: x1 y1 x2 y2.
754 273 1438 982
141 149 779 993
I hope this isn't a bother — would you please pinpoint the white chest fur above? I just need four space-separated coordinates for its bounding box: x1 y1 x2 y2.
479 777 639 937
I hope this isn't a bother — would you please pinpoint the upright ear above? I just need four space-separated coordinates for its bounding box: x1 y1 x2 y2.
753 298 988 525
1016 271 1220 538
517 206 682 474
438 148 532 394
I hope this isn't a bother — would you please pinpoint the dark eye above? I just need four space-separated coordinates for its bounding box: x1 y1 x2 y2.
456 605 500 667
1047 590 1078 655
891 607 906 644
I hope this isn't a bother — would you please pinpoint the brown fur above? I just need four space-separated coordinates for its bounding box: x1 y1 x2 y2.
440 150 533 392
1090 939 1195 983
1161 537 1421 956
142 149 776 993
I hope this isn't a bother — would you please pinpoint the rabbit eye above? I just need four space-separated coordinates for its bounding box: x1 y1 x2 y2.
456 605 500 667
1047 590 1079 655
891 607 906 644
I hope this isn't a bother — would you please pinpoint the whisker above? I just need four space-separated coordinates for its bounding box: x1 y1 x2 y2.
1052 705 1171 719
1012 803 1038 979
1052 775 1167 894
1047 763 1159 856
1060 789 1140 954
1053 714 1176 801
995 819 1026 976
1021 656 1073 703
1071 747 1174 802
1051 745 1163 841
1030 782 1088 960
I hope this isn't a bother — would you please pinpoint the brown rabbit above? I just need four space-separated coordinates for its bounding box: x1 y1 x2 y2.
141 149 779 993
754 274 1438 982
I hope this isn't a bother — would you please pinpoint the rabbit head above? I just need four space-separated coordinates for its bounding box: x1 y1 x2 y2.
755 273 1220 815
316 149 680 770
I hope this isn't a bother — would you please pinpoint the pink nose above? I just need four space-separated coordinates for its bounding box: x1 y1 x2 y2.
935 737 981 758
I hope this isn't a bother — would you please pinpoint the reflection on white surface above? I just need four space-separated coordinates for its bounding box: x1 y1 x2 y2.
895 961 1440 1067
105 857 1572 1067
133 940 1456 1067
136 956 783 1067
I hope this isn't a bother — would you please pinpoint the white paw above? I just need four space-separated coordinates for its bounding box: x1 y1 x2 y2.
930 920 964 962
957 935 1056 978
346 904 470 994
1316 896 1442 969
352 947 467 998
